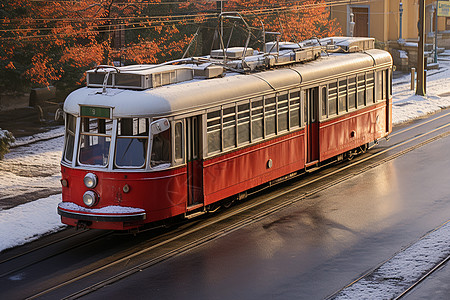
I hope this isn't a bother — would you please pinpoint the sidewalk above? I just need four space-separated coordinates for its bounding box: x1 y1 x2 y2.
0 105 63 139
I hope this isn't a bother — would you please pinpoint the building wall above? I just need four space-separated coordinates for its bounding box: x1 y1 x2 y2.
330 3 348 35
369 1 382 40
402 1 419 40
330 0 446 43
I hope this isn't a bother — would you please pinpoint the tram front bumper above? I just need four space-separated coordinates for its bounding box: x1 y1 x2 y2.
57 202 146 222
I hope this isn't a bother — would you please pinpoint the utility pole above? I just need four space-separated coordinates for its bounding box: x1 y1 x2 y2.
416 0 426 96
434 0 439 63
399 1 404 42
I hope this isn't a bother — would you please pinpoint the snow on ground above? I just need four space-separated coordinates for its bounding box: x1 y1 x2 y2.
0 195 65 250
11 126 64 148
333 221 450 299
0 135 63 206
392 64 450 124
1 52 450 267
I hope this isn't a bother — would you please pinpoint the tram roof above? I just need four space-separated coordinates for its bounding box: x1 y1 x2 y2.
64 48 392 118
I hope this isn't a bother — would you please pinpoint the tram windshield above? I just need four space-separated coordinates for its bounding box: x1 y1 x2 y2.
62 114 172 170
78 117 112 166
63 114 76 162
115 118 148 168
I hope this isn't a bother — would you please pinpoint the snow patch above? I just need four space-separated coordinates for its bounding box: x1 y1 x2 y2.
399 50 408 59
332 221 450 299
11 127 64 148
0 194 66 253
58 202 145 214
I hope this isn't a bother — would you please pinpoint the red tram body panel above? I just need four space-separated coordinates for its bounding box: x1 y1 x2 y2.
203 130 306 204
59 166 188 230
58 37 393 230
319 102 389 160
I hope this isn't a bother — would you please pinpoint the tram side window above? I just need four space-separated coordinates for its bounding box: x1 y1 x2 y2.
265 95 276 136
388 69 393 98
251 99 264 140
382 70 387 101
321 87 327 117
278 92 289 132
237 102 250 145
151 120 171 168
79 117 112 166
174 122 183 161
367 72 375 103
375 71 383 102
338 79 347 113
357 74 365 107
223 106 236 149
303 90 308 124
64 114 76 162
115 118 148 168
207 110 221 154
328 82 337 116
348 76 356 109
289 90 300 128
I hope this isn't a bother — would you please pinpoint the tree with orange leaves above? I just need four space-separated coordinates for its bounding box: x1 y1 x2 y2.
0 0 195 94
0 0 341 96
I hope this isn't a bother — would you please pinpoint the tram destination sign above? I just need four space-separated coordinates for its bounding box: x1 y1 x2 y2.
80 106 111 118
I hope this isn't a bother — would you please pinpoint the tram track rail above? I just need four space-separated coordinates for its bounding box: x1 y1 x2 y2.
21 111 450 299
393 254 450 300
0 230 113 279
0 229 86 266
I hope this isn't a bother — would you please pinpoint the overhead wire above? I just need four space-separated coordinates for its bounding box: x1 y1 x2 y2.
0 0 373 41
1 0 372 24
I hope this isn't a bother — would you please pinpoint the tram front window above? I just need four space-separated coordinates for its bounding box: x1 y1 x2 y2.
151 129 171 168
115 118 148 168
78 117 112 166
63 114 76 162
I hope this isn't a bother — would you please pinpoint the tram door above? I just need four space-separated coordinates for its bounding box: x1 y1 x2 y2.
386 69 392 133
186 116 204 208
305 87 320 165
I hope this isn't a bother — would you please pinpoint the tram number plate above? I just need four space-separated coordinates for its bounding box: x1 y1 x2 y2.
80 106 110 118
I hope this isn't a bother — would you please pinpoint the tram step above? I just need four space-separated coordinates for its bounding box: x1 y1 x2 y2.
305 160 319 168
185 210 206 219
305 166 321 173
186 202 204 212
305 160 320 172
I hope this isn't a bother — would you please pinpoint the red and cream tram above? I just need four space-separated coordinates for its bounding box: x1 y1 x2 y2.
58 36 393 230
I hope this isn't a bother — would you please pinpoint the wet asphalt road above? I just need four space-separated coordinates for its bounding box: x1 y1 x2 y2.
78 114 450 299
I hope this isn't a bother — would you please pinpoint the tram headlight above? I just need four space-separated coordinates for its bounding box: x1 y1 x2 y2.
83 191 98 207
84 173 98 189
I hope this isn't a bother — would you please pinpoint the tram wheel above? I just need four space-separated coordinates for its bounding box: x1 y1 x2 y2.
222 198 235 209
